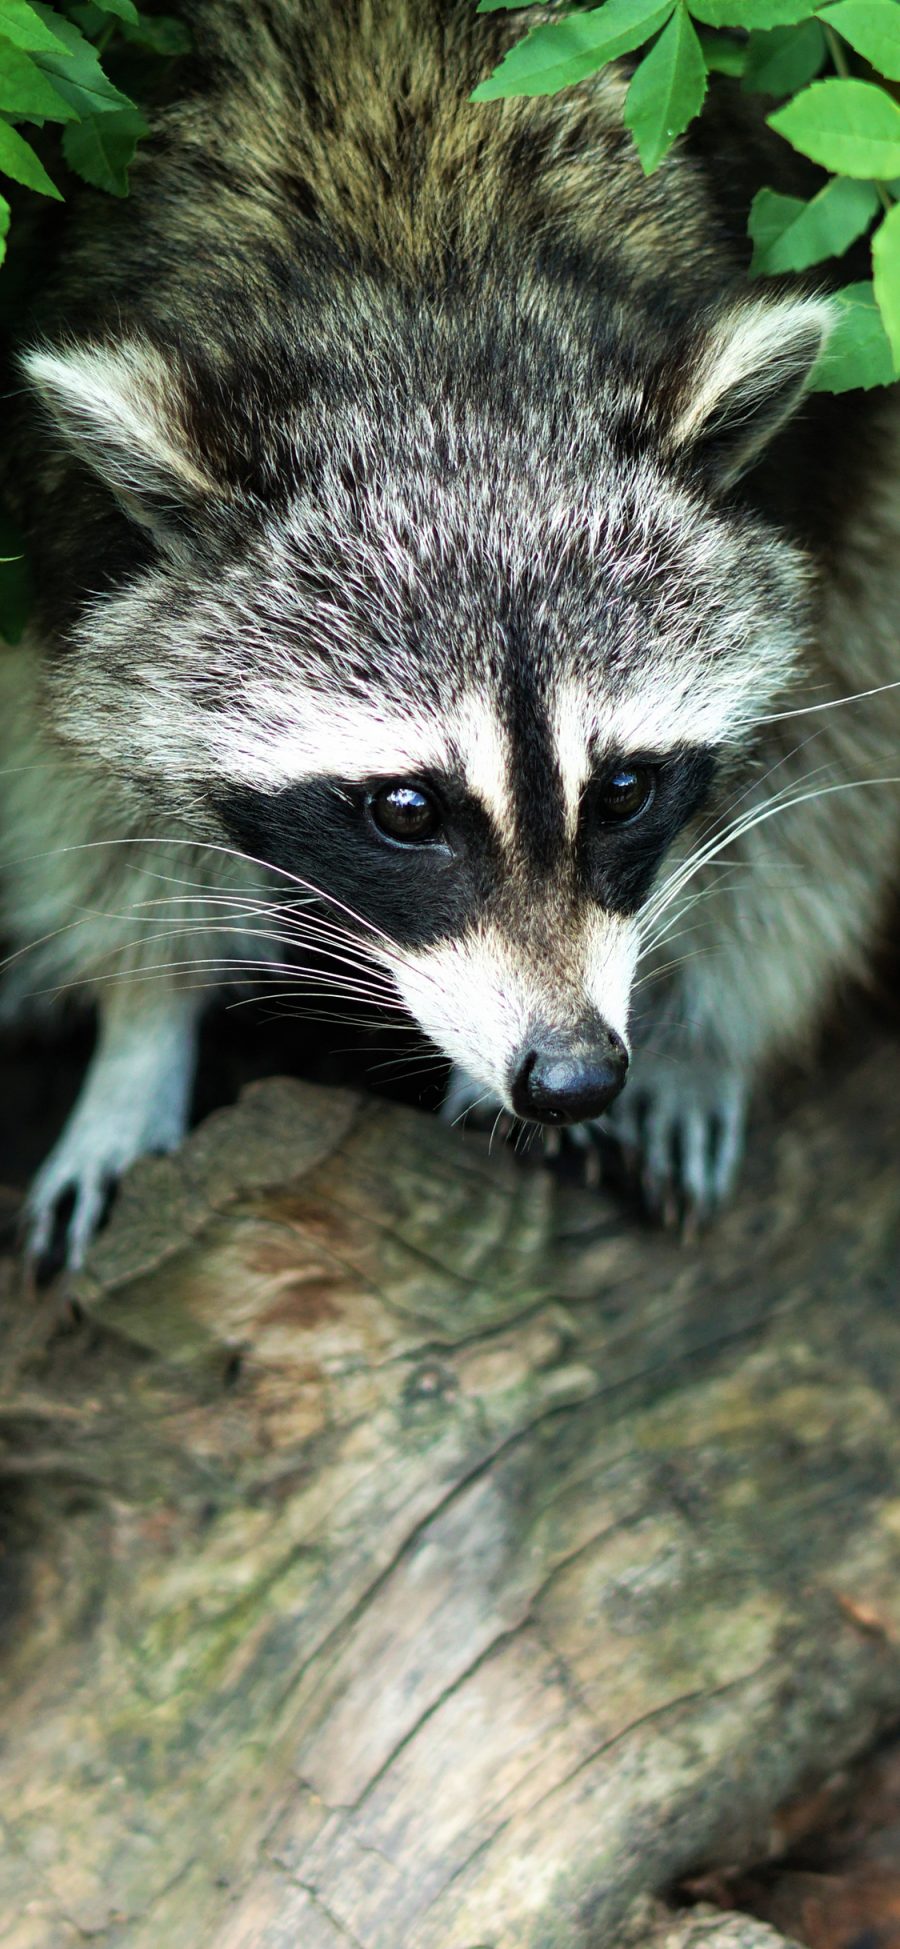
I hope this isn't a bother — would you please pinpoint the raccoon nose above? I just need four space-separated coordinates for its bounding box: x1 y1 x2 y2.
511 1028 628 1125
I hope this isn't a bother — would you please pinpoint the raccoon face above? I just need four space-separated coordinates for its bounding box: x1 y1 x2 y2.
25 294 829 1120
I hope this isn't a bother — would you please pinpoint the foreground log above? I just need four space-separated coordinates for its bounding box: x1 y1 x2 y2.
2 1034 900 1949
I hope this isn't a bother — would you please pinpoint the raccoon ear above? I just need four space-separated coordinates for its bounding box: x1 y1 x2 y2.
668 297 833 490
22 338 219 543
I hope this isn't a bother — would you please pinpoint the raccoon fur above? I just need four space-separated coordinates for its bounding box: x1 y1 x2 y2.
2 0 899 1269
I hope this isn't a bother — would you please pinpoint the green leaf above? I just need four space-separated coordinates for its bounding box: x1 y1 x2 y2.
120 13 190 53
689 0 817 27
818 0 900 79
742 18 826 93
30 6 132 116
810 279 897 389
471 0 674 100
62 98 146 192
476 0 543 10
0 114 59 192
698 28 747 70
872 199 900 367
0 1 70 53
0 192 9 268
89 0 138 19
769 76 900 175
624 4 707 170
749 176 880 270
0 508 31 643
65 2 108 32
0 41 76 118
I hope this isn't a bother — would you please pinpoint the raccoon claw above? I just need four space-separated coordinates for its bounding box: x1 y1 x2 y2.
24 1150 124 1284
600 1060 748 1232
25 1172 119 1288
443 1059 748 1229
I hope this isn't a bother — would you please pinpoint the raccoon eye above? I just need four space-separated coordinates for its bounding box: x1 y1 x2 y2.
368 782 443 844
594 764 656 823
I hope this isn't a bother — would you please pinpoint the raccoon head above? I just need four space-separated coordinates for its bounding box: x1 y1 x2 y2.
25 291 829 1122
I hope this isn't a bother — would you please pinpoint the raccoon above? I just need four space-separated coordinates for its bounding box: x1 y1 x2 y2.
2 0 899 1271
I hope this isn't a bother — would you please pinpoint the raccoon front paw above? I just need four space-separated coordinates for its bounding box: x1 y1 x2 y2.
600 1054 748 1232
24 1099 187 1284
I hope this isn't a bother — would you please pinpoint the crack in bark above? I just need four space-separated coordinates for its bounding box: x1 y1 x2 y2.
417 1660 783 1925
295 1879 369 1947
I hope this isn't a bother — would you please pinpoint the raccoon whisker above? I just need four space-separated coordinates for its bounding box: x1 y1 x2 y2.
0 897 375 985
50 940 398 1007
4 833 447 1000
642 768 877 934
7 832 399 951
54 898 402 987
642 776 900 954
225 989 403 1018
759 678 900 725
0 912 106 977
123 894 388 963
120 889 450 997
363 1049 446 1079
335 1038 426 1061
178 839 407 955
639 884 815 964
664 746 833 899
248 1007 401 1031
638 874 762 959
448 1089 496 1130
692 737 829 848
35 956 402 1008
676 754 838 865
136 922 393 987
364 1063 448 1090
223 981 403 1014
131 888 367 944
632 947 718 990
638 872 804 961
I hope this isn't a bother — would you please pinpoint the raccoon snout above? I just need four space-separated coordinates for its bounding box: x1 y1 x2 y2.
510 1024 629 1126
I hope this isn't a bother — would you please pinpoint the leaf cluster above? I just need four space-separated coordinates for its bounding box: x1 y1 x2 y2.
0 0 188 640
0 0 188 262
472 0 900 391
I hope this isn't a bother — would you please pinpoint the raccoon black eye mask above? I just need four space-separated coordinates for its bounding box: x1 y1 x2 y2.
213 747 716 953
3 0 898 1273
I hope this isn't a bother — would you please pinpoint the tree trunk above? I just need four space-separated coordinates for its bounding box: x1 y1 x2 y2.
2 1032 900 1948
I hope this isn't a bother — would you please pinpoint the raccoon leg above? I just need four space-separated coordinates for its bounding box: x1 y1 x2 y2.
600 817 896 1226
24 981 201 1277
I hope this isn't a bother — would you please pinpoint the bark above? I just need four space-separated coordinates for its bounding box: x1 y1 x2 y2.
2 1033 900 1948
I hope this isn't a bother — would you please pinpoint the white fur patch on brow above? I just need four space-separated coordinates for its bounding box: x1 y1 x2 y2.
447 696 512 831
384 912 636 1107
202 683 450 789
552 661 778 780
596 682 743 754
202 681 515 823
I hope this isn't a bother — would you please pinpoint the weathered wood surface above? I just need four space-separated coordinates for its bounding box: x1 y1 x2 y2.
2 1034 900 1949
